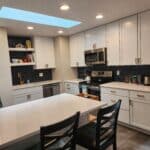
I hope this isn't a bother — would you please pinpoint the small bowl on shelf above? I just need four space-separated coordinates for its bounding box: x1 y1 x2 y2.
12 59 19 63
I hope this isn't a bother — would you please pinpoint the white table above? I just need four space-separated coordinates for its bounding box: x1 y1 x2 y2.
0 93 106 149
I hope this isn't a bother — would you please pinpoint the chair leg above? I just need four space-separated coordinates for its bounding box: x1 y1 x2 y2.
113 138 117 150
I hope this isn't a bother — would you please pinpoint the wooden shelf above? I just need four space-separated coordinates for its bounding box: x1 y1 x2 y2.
11 62 36 67
9 48 35 52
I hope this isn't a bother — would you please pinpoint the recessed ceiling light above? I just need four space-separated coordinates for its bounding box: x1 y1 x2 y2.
58 30 64 34
60 4 70 11
96 14 104 19
27 26 34 30
0 7 81 28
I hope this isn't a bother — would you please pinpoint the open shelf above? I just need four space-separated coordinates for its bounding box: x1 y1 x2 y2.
9 48 35 52
11 62 36 67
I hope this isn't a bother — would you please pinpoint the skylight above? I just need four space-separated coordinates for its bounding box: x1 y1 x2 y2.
0 7 81 28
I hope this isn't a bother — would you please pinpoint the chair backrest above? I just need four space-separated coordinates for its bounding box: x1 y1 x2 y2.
40 112 80 150
96 100 121 149
0 98 3 108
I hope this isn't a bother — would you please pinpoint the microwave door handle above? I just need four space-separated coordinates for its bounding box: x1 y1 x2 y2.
97 52 99 61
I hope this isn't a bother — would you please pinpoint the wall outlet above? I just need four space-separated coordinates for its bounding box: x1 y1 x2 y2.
39 72 44 77
116 70 120 76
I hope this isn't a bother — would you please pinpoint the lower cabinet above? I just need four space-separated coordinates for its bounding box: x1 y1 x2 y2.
101 91 129 124
130 100 150 131
13 86 43 104
101 87 150 132
64 82 79 95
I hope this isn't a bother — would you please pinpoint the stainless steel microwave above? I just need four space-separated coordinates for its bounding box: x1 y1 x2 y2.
84 48 107 65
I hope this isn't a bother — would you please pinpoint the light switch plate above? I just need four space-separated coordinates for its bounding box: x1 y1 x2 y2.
39 72 43 77
116 70 120 76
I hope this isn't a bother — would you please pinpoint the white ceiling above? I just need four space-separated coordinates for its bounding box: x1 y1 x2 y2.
0 0 150 37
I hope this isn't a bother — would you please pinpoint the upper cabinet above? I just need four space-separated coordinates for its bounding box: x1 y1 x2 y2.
69 13 150 67
139 11 150 65
119 15 138 65
34 37 55 69
106 21 120 66
70 32 86 67
85 26 106 50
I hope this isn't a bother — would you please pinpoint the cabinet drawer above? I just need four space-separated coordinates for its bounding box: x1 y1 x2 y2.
130 91 150 101
101 87 129 97
30 93 43 101
14 86 43 96
14 95 27 104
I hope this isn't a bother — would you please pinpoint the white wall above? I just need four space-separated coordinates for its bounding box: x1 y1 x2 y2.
0 28 13 106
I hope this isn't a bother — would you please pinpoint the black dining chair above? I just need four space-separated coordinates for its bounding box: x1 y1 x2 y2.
0 98 3 108
77 100 121 150
40 112 80 150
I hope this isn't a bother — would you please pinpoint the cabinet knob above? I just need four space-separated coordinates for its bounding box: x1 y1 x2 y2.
27 95 31 100
135 58 141 65
110 90 116 94
135 58 138 64
76 62 79 66
45 64 49 68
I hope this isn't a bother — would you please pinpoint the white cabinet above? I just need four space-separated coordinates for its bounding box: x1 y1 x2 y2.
130 90 150 131
119 15 138 65
64 82 79 95
85 26 106 50
70 33 86 67
13 86 43 104
101 87 130 124
34 37 55 69
106 21 120 66
130 100 150 131
139 11 150 64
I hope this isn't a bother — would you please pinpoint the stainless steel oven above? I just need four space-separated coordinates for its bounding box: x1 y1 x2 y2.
85 48 107 65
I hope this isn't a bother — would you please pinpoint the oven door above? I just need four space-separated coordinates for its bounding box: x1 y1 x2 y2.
87 86 100 100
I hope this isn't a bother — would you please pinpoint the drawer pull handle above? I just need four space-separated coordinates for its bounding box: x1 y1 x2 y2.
137 94 144 98
110 91 116 93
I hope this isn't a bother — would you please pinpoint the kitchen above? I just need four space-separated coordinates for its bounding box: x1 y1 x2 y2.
0 0 150 150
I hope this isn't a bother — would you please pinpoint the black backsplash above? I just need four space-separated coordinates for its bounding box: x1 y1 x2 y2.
11 66 52 85
77 65 150 83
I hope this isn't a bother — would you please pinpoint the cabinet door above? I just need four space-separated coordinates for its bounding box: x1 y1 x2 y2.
30 93 43 101
70 33 86 67
85 26 106 50
101 93 129 124
131 100 150 131
34 37 55 69
120 15 138 65
71 84 79 95
64 82 72 94
140 11 150 64
106 21 120 66
64 82 79 95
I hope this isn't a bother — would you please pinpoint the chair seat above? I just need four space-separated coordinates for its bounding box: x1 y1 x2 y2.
77 122 97 149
